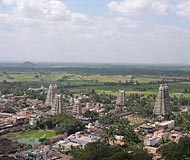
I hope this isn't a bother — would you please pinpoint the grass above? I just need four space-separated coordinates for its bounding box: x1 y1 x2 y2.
10 130 56 140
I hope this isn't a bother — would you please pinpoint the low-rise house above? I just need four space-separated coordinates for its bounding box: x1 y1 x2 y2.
54 140 80 152
144 135 158 147
139 124 155 133
49 134 67 143
155 120 175 131
144 146 159 155
60 132 101 149
153 130 169 141
109 135 125 146
169 132 183 143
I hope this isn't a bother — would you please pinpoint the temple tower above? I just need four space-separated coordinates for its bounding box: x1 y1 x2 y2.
72 99 82 116
116 90 126 106
45 84 57 106
153 84 171 117
51 94 65 115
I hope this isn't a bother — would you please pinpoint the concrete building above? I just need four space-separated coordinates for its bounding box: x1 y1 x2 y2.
169 132 183 143
139 124 155 133
54 132 101 152
64 132 101 148
153 84 172 117
144 135 158 147
45 84 57 107
153 130 169 141
155 120 175 130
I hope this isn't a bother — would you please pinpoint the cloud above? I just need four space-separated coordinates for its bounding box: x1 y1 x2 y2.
1 0 15 5
108 0 169 16
2 0 89 25
0 0 190 64
0 0 140 39
176 0 190 18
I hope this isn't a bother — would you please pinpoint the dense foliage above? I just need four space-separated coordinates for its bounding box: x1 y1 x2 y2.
1 64 190 76
37 113 85 134
126 94 154 117
160 137 190 160
171 113 190 131
83 110 99 121
100 114 140 144
71 142 152 160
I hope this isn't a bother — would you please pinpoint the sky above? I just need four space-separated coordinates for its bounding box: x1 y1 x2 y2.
0 0 190 64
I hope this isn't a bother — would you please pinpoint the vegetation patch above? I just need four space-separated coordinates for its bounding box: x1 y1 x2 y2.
10 130 56 141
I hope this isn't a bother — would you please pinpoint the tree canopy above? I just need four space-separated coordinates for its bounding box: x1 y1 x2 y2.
37 113 85 135
71 142 152 160
160 136 190 160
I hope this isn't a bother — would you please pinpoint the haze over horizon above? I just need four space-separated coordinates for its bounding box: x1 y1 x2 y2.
0 0 190 64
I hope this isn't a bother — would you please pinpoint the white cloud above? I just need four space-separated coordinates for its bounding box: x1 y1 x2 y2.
0 0 140 40
108 0 169 16
0 0 190 63
2 0 89 25
90 17 140 39
0 13 9 20
2 0 16 5
70 12 89 23
176 0 190 18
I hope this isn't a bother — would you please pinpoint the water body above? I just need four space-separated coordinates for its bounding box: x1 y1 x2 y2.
16 137 41 145
15 134 46 145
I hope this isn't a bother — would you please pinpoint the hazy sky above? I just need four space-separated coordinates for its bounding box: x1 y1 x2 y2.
0 0 190 64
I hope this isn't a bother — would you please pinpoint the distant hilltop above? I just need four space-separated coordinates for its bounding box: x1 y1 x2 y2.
21 61 36 67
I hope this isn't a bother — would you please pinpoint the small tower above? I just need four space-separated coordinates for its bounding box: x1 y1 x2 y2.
153 84 171 117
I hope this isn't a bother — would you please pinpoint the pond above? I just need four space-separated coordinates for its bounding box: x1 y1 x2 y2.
16 137 41 145
15 134 47 145
11 130 56 145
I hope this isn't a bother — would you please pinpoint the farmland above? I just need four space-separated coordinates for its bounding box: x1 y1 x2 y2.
0 63 190 98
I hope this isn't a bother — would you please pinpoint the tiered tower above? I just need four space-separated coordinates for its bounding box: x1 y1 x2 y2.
45 84 57 106
51 94 65 115
153 84 171 117
116 90 126 106
45 84 65 115
72 99 82 115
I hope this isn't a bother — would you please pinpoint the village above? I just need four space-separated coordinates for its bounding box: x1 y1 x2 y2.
0 83 190 160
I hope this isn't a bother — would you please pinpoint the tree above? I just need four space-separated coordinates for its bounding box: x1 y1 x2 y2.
100 114 140 144
160 137 190 160
71 142 151 160
83 110 99 121
37 113 85 135
71 142 122 160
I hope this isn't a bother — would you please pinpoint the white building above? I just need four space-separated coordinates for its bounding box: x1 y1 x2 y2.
144 135 158 147
155 120 175 130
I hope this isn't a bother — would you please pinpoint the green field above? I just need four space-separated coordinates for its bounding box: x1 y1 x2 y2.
0 72 73 82
10 130 56 141
0 72 172 83
1 71 190 97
